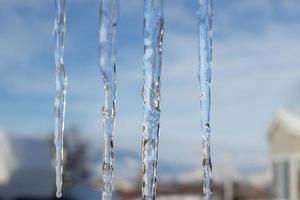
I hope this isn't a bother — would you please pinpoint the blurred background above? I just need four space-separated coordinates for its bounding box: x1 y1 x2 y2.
0 0 300 199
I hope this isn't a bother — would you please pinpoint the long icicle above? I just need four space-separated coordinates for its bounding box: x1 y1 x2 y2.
54 0 67 198
197 0 213 199
141 0 164 199
99 0 119 199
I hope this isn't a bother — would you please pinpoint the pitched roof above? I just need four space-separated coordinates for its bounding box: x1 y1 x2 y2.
268 109 300 139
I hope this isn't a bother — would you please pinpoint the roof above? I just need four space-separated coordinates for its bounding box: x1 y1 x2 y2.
268 109 300 139
10 136 54 170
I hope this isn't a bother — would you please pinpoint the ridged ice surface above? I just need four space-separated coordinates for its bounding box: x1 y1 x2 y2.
54 0 67 198
197 0 213 199
142 0 164 199
99 0 119 199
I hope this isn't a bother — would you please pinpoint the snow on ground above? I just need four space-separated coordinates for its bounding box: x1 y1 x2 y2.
133 195 200 200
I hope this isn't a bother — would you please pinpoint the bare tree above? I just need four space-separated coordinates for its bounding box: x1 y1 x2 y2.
49 128 91 191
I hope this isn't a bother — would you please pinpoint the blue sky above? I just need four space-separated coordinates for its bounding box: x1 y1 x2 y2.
1 0 300 175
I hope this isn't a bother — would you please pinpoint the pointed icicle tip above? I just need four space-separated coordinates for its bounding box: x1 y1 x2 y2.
56 191 62 198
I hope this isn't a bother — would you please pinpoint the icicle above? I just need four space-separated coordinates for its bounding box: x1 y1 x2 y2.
54 0 67 198
197 0 213 199
99 0 119 199
141 0 164 199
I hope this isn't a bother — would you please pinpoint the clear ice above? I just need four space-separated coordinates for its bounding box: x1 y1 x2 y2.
99 0 119 199
141 0 164 199
197 0 213 199
54 0 67 198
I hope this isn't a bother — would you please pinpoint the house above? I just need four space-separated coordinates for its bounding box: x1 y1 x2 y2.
268 109 300 200
0 130 123 200
0 130 56 199
0 130 15 185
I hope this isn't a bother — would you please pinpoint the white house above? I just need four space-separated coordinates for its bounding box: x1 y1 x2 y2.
268 109 300 200
0 130 15 185
0 130 56 199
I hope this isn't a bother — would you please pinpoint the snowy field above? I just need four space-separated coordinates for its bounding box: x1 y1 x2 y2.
133 195 200 200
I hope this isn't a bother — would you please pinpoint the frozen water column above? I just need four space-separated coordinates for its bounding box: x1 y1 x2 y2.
141 0 164 199
99 0 119 200
197 0 213 199
54 0 67 198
